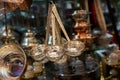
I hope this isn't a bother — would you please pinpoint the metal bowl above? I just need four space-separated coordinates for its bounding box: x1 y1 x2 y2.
0 43 26 80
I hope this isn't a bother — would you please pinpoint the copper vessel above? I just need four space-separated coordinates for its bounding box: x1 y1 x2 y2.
0 0 32 14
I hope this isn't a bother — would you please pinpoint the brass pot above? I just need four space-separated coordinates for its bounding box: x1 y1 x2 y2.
21 30 38 48
0 43 26 80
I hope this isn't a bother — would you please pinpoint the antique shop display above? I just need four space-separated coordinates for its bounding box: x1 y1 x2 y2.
44 2 99 80
0 1 99 80
0 0 120 80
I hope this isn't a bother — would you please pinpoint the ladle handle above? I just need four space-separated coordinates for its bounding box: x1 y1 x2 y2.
51 2 70 41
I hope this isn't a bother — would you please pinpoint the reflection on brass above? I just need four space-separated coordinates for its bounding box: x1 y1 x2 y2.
44 45 64 62
64 40 85 57
0 43 26 80
30 44 46 61
21 30 38 48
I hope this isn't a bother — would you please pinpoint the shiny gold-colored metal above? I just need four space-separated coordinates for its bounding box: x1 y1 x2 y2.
100 61 105 80
72 9 93 48
21 30 38 48
0 43 27 80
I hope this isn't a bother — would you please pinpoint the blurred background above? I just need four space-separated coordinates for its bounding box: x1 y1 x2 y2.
0 0 120 44
0 0 120 80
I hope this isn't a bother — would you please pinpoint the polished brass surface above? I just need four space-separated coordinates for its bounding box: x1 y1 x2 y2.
72 9 93 48
64 40 85 57
21 30 38 48
0 43 26 80
30 44 46 61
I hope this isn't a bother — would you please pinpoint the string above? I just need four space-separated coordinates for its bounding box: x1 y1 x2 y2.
51 2 70 41
51 13 56 45
45 3 52 45
3 2 9 43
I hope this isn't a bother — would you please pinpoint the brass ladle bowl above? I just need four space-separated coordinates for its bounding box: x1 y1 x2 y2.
0 43 27 80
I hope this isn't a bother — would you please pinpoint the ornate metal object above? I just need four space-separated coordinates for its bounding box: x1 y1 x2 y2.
104 49 120 68
21 30 38 48
72 9 90 21
72 9 93 48
44 45 64 62
30 44 46 61
64 40 85 57
44 2 70 62
0 43 26 80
